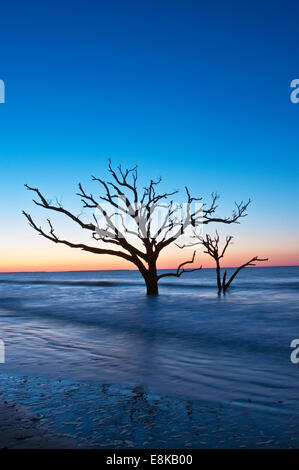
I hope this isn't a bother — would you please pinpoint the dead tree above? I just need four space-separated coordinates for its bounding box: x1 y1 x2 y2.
23 160 250 295
191 232 268 294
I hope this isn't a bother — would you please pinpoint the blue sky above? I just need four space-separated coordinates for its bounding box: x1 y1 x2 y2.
0 0 299 270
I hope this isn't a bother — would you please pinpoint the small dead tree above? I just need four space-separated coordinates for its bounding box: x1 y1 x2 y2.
193 232 268 294
23 160 250 295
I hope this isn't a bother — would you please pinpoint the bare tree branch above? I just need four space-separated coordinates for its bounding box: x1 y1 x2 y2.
188 231 268 294
158 251 202 279
223 256 268 292
24 184 95 231
23 161 251 295
23 211 135 263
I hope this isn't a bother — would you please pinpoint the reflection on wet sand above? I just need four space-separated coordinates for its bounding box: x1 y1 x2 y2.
0 373 297 449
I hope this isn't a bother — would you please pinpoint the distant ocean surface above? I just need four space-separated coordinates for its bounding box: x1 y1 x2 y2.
0 266 299 410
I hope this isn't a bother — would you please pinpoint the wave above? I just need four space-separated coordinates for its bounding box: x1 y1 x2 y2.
0 296 288 358
0 278 298 290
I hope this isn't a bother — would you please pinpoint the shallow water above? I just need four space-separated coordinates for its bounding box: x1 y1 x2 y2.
0 267 298 411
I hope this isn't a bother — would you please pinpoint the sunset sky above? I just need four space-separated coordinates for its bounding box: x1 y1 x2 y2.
0 0 299 272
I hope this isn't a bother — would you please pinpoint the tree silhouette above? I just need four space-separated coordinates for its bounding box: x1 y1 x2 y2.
23 161 250 295
191 232 268 294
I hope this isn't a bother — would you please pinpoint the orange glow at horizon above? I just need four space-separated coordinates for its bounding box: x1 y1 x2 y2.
1 243 298 272
1 222 299 273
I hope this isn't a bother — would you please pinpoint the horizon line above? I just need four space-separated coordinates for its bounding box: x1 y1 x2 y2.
0 264 298 274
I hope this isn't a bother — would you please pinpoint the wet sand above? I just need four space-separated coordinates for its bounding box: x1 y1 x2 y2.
0 372 298 449
0 400 75 449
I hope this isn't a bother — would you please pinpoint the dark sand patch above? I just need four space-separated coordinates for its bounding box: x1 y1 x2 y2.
0 400 76 449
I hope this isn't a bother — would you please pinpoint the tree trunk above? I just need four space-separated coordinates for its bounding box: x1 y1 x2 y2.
144 259 159 295
145 275 159 295
216 259 222 294
222 270 227 293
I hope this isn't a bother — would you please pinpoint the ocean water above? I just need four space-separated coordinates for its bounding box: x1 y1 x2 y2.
0 266 298 409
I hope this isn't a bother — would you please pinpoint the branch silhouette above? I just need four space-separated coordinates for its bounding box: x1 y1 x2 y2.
183 232 268 294
23 161 250 295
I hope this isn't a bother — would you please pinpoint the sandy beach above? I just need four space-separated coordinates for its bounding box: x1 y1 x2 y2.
0 372 298 449
0 398 75 449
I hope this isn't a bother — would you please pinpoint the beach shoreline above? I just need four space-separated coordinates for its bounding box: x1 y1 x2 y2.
0 371 298 449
